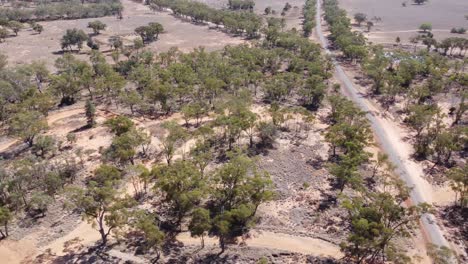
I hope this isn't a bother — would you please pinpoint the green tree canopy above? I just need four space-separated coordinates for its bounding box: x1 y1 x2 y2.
88 20 107 35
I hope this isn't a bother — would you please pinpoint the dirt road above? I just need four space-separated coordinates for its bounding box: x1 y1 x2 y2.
315 0 451 252
178 231 342 257
0 105 85 154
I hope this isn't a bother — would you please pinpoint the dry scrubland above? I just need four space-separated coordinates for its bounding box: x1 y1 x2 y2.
0 0 466 263
340 0 468 44
0 1 346 263
0 97 345 263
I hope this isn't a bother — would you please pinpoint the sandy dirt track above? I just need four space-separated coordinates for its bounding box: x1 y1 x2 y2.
0 102 343 263
178 231 342 257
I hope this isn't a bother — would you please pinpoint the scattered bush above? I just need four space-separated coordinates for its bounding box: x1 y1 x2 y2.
451 27 466 34
61 28 88 51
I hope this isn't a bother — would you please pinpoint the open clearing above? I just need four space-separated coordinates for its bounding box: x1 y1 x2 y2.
0 0 243 68
340 0 468 44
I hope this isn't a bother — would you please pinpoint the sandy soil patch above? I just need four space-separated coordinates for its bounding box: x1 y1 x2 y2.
0 239 37 264
177 230 342 258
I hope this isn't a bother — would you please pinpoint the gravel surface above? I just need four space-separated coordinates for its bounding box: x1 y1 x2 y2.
256 128 347 244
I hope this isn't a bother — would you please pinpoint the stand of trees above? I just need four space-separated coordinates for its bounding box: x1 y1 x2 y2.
321 1 465 262
0 0 123 22
361 45 467 167
149 0 263 38
88 20 107 35
228 0 255 11
322 1 466 171
135 22 164 43
437 37 468 56
302 0 317 37
1 0 460 260
323 94 432 262
60 28 88 51
0 16 333 247
322 5 466 254
323 0 367 63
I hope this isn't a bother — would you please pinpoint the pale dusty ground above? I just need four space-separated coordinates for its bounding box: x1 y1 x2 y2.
178 231 342 258
0 103 343 263
340 0 468 44
253 0 305 30
0 239 37 264
0 0 244 68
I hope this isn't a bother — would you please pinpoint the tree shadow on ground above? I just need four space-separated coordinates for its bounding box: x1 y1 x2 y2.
0 142 28 159
33 242 118 264
440 205 467 241
317 190 337 212
70 124 93 133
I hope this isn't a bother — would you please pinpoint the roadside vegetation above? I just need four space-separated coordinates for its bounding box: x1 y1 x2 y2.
323 0 467 260
302 0 317 37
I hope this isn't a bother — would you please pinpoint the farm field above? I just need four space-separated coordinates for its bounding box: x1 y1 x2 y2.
339 0 468 43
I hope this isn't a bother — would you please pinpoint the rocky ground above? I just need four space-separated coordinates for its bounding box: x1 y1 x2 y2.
255 111 348 245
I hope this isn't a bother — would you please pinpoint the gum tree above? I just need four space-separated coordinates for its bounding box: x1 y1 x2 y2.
354 13 367 26
88 20 107 35
8 111 48 147
66 180 135 246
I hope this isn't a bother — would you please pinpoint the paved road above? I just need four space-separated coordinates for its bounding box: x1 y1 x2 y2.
315 0 451 251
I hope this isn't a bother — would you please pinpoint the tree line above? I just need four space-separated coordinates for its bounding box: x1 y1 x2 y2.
323 0 367 63
0 0 123 23
302 0 317 37
148 0 263 38
228 0 255 11
324 92 434 263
